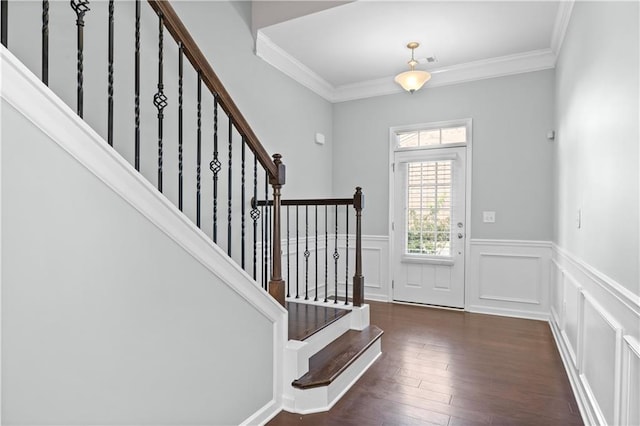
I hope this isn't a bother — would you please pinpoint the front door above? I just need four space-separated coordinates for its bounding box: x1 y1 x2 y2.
392 143 467 308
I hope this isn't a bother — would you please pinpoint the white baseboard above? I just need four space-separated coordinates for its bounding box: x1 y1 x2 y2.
466 304 549 321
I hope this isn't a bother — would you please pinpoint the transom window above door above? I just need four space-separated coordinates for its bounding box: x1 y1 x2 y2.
395 124 468 149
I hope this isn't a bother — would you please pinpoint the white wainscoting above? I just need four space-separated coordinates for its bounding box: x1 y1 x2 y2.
550 245 640 426
338 235 390 302
270 235 390 302
467 240 551 320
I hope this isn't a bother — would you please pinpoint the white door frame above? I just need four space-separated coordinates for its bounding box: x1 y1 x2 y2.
388 118 473 307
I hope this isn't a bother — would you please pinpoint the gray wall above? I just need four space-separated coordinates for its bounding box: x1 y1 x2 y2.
1 100 274 424
6 0 334 205
332 70 555 239
172 1 334 198
554 1 639 294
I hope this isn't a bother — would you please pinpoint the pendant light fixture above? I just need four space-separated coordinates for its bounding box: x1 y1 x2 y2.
394 42 431 93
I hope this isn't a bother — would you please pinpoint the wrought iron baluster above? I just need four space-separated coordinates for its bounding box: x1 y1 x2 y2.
250 156 259 280
71 0 90 118
1 0 8 47
134 0 140 169
241 137 246 269
345 205 349 305
261 200 265 289
315 205 318 301
324 205 328 302
286 205 290 298
196 73 202 227
42 0 49 85
264 171 269 290
153 12 167 191
333 205 339 304
107 0 114 146
304 205 310 300
178 42 184 210
296 205 300 299
210 95 220 242
227 119 233 256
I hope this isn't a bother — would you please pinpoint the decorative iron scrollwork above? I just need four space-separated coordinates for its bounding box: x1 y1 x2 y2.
70 0 90 25
153 91 167 114
209 158 221 175
250 207 260 221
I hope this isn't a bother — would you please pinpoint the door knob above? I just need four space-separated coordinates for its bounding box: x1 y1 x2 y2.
458 233 464 239
457 222 464 228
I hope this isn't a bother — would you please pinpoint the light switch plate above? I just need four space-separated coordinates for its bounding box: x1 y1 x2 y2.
483 211 496 223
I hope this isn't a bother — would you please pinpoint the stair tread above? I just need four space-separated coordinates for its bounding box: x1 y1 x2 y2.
292 325 383 389
287 302 351 341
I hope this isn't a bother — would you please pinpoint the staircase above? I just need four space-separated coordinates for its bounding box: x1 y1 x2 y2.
0 0 382 423
284 301 383 414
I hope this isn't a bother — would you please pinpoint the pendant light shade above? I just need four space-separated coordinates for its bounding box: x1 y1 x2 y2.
395 42 431 93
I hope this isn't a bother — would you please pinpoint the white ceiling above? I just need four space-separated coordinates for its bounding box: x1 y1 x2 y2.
254 1 574 102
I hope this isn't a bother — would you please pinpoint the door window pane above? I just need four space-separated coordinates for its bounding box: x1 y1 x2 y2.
406 161 452 256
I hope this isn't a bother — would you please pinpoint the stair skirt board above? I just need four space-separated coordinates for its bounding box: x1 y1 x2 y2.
283 338 382 414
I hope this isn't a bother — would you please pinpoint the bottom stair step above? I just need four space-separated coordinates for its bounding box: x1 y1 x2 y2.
292 325 383 389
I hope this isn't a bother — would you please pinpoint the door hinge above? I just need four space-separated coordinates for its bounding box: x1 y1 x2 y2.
392 163 395 172
392 222 395 231
392 280 395 288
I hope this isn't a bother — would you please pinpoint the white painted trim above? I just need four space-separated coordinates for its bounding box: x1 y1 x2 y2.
550 318 598 426
620 335 640 426
468 239 551 320
240 398 280 426
477 253 542 305
550 245 640 426
331 48 555 102
466 305 549 321
256 31 557 103
559 273 584 369
287 339 382 414
470 239 552 248
1 46 287 424
255 31 334 101
551 0 575 55
580 291 624 426
553 243 640 316
0 64 3 420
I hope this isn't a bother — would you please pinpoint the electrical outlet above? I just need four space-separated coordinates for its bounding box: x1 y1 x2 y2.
483 211 496 223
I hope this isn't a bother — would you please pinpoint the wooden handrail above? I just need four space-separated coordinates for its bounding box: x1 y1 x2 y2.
147 0 278 180
253 198 354 207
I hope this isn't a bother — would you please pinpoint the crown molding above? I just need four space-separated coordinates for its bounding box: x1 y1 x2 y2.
255 31 335 101
256 32 557 103
332 49 557 102
551 0 575 55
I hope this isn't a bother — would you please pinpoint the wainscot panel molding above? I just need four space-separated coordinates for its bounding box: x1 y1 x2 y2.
274 235 390 302
550 244 640 426
467 239 552 320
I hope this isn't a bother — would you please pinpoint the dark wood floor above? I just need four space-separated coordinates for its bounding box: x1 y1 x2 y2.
287 302 351 341
268 301 582 426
